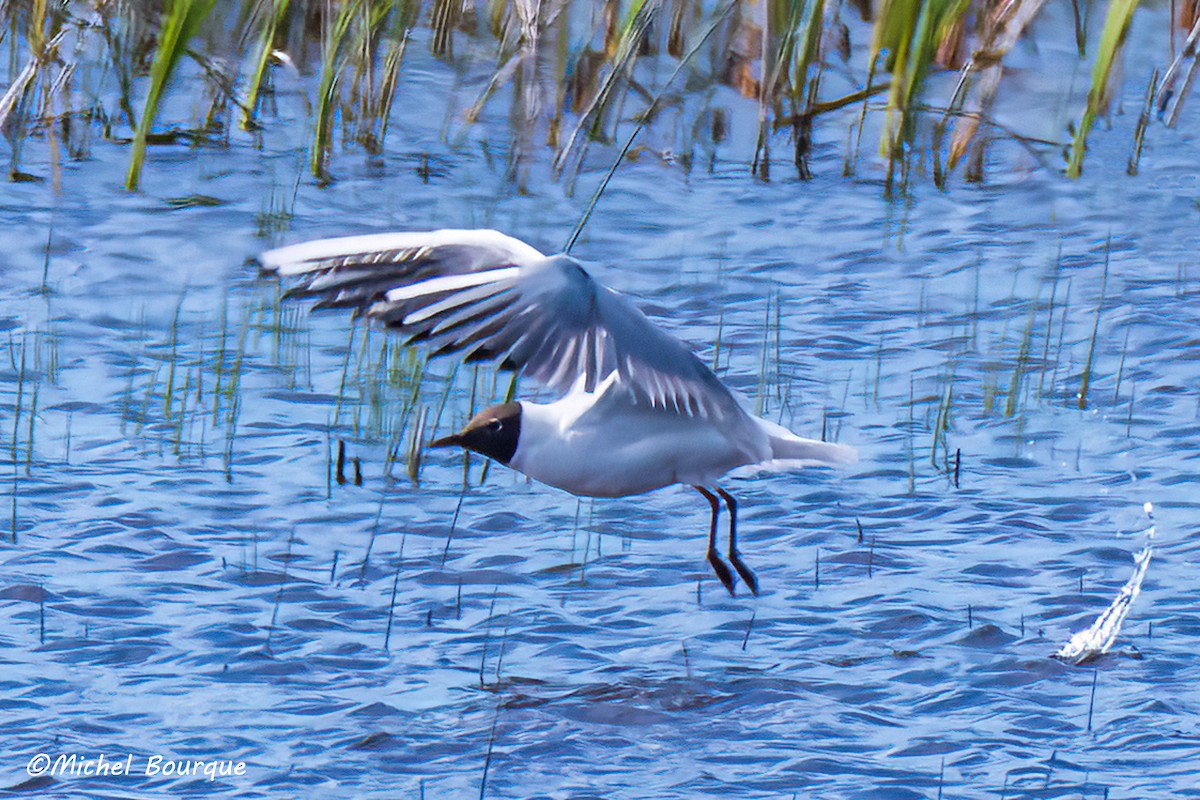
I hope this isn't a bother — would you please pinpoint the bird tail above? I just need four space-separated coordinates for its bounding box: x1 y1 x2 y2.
767 433 857 466
752 415 857 467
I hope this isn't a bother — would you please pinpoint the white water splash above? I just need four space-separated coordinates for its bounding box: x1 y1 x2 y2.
1054 502 1155 665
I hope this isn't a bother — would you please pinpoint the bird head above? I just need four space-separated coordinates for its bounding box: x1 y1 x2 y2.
430 401 522 465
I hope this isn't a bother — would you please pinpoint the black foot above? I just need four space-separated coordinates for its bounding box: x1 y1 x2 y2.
707 548 737 596
729 551 759 596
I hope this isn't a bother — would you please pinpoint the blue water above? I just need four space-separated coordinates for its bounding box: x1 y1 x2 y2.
3 7 1200 799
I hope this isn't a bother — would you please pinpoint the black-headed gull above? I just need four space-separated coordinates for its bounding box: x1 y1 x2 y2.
257 229 855 595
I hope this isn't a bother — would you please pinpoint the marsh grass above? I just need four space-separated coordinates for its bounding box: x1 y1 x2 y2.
930 378 953 469
1126 68 1157 175
1078 239 1111 409
311 0 362 184
96 274 515 500
886 238 1133 496
1066 0 1139 178
125 0 216 189
1157 12 1200 125
2 0 1193 191
241 0 292 130
1003 303 1036 419
0 5 1166 536
871 0 969 170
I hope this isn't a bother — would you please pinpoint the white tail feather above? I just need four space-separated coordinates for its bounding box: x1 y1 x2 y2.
768 434 857 466
751 415 857 467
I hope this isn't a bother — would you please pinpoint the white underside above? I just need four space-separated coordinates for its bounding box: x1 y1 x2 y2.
509 381 855 498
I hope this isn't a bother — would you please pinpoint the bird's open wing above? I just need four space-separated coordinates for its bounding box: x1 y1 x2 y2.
257 229 545 309
258 229 744 421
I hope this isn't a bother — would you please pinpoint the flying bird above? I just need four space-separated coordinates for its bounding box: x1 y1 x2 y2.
257 229 855 595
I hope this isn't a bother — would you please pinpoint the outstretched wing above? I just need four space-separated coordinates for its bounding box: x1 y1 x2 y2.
257 228 745 421
257 228 545 309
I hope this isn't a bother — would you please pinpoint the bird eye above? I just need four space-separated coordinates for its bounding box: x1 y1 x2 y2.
489 419 502 431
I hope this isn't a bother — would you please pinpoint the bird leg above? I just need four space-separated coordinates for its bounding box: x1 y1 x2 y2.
716 487 758 596
695 486 736 596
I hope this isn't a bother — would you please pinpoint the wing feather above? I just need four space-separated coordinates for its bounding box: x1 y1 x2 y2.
258 229 745 421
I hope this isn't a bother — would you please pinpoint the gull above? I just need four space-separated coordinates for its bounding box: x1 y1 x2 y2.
257 229 856 595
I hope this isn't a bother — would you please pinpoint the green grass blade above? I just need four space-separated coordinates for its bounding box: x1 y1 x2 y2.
874 0 968 159
1078 237 1110 409
241 0 292 130
552 0 659 176
125 0 216 190
372 1 420 147
563 0 732 251
1066 0 1140 178
311 0 363 182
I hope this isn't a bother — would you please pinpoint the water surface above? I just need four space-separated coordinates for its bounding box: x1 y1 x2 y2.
2 7 1199 798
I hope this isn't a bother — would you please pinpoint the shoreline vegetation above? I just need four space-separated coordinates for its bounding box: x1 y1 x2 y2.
2 0 1198 194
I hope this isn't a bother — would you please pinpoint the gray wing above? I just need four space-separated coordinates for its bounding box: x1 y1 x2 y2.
258 228 744 421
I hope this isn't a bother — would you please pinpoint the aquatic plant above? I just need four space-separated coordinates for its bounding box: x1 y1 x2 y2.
1066 0 1140 178
125 0 216 190
0 0 1195 190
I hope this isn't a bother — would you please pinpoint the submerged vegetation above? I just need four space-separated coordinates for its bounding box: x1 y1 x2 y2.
2 0 1199 193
